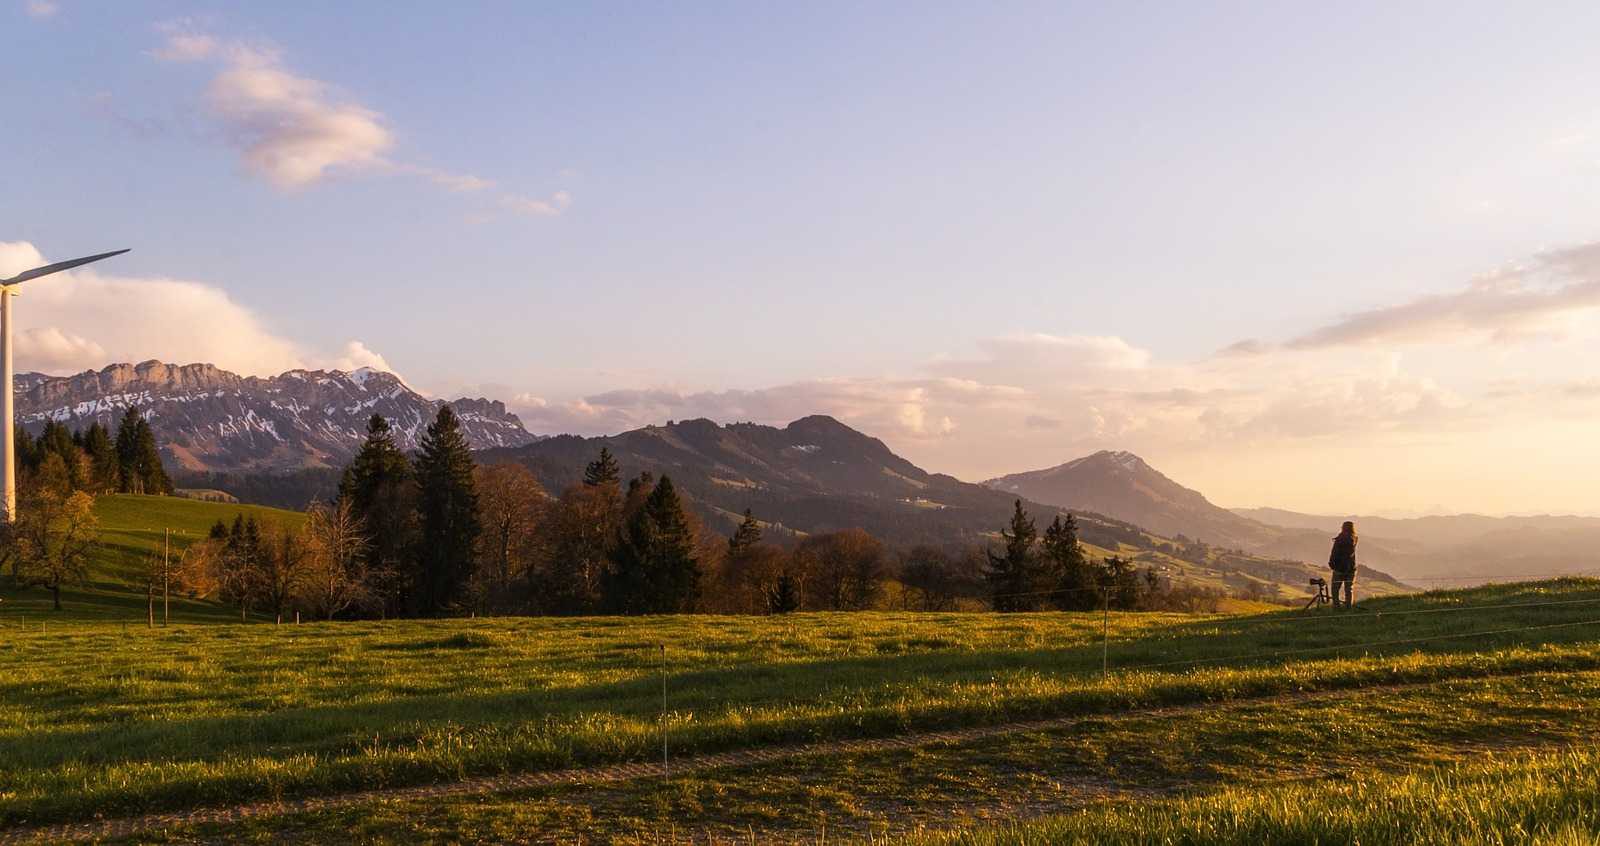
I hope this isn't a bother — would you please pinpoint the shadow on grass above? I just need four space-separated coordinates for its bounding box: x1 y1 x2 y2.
7 583 1600 769
5 579 1600 825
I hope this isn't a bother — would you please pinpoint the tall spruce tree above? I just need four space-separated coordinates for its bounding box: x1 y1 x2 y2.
728 508 762 556
1101 555 1141 610
986 500 1041 612
13 429 40 475
603 475 700 614
83 422 120 494
339 415 419 616
413 406 481 615
583 447 620 487
114 409 142 493
113 408 171 495
133 415 173 495
1042 513 1096 611
767 572 800 614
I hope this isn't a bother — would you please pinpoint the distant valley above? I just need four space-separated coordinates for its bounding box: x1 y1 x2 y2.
982 450 1600 585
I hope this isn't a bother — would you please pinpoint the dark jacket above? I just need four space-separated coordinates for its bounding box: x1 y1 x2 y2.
1328 533 1357 576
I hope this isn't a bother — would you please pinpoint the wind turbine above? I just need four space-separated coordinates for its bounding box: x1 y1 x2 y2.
1 249 130 522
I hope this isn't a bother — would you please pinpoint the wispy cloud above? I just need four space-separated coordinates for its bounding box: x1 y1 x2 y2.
501 190 573 217
150 24 569 216
1282 242 1600 350
24 0 58 19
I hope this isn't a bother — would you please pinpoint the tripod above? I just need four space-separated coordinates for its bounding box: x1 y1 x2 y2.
1304 577 1331 611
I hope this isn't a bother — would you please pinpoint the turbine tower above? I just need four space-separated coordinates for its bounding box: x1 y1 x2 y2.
1 249 130 522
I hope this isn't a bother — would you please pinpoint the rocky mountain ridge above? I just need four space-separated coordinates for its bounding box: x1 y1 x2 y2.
14 361 538 472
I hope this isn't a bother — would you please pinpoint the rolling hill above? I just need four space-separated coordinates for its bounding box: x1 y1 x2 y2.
0 494 305 621
481 416 1406 599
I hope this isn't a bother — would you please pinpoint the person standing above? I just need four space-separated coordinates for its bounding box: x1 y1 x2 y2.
1328 521 1358 608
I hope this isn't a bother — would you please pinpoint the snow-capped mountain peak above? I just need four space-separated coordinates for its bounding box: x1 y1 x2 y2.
13 361 539 472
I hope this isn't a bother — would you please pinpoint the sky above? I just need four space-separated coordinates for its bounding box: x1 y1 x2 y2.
5 1 1600 517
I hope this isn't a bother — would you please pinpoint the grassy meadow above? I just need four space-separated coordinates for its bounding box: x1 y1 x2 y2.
915 746 1600 846
4 577 1600 833
120 669 1600 843
3 495 1599 842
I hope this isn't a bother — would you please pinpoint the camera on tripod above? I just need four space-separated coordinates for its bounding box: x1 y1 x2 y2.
1304 576 1330 610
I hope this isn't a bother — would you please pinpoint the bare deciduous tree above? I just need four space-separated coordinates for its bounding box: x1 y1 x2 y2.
471 463 547 611
302 500 373 620
256 522 311 624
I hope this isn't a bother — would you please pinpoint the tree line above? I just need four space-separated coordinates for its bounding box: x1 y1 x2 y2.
165 406 1217 620
982 500 1216 612
4 404 1220 618
2 408 174 609
13 407 173 497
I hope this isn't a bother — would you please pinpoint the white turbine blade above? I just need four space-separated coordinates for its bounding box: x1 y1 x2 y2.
2 248 131 285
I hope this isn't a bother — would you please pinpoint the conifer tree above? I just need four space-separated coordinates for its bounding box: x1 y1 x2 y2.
1101 555 1142 610
728 508 762 556
217 514 264 618
986 500 1041 611
115 408 143 493
583 447 620 487
339 415 418 616
113 408 171 495
133 416 173 495
39 421 83 490
413 405 481 615
603 475 700 614
83 422 120 494
14 429 40 476
767 571 800 614
1042 513 1095 611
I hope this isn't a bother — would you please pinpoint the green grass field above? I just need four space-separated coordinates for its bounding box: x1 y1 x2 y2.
4 578 1600 838
2 496 1597 843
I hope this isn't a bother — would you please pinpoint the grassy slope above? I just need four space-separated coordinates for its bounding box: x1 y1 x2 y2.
3 579 1599 829
917 749 1600 846
0 494 304 622
126 671 1600 844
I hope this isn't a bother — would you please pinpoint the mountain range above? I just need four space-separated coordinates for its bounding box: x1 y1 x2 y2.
21 359 1574 591
480 416 1407 598
13 361 538 472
